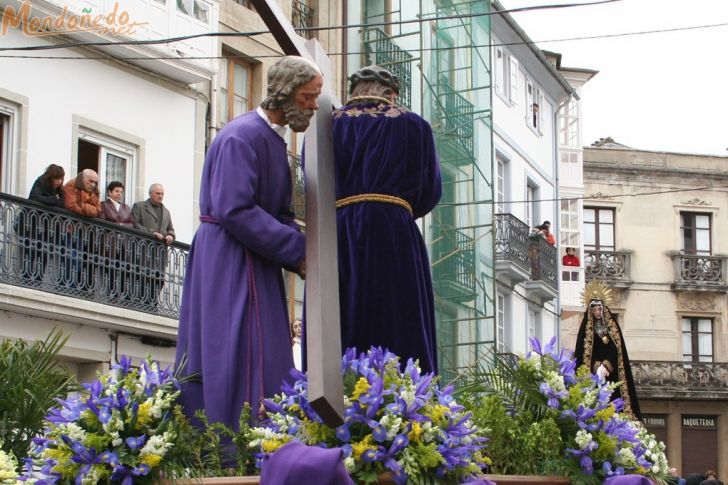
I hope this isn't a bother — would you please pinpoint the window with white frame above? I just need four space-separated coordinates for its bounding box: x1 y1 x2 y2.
176 0 210 23
77 131 136 202
559 98 579 147
219 55 253 125
497 293 506 352
560 198 580 248
0 101 18 194
525 79 544 133
525 183 537 228
0 112 9 193
494 47 518 104
682 317 713 363
496 156 507 214
526 308 541 346
680 212 711 255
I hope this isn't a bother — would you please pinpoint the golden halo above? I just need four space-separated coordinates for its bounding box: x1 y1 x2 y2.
580 280 613 308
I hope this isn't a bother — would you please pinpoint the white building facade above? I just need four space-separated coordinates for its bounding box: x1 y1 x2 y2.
491 8 573 355
0 0 218 378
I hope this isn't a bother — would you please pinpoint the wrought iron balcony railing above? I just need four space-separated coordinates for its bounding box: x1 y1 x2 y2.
632 360 728 399
434 80 474 164
494 213 530 273
672 253 728 289
528 234 557 291
292 0 314 39
584 249 631 284
363 28 413 109
288 152 305 221
0 193 189 319
432 227 476 302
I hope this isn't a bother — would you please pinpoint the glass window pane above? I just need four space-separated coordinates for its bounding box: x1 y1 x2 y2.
219 59 228 89
698 333 712 354
682 318 691 331
220 87 228 122
233 97 245 118
600 224 614 248
698 319 712 332
584 208 595 223
682 333 692 353
696 229 710 252
233 64 248 96
105 153 127 195
599 209 613 223
696 215 710 229
584 224 595 247
699 355 712 363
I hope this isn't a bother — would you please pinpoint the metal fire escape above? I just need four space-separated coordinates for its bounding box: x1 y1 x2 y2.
359 0 495 382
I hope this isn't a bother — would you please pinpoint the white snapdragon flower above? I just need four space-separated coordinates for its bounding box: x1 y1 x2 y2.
380 414 403 440
0 449 19 482
344 457 356 473
575 430 593 449
60 422 86 442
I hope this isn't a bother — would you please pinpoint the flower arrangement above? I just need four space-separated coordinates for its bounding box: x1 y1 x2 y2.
462 337 669 485
250 346 488 484
0 443 20 485
19 356 187 484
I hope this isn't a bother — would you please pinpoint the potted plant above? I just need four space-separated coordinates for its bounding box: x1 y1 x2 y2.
459 337 669 485
0 328 77 471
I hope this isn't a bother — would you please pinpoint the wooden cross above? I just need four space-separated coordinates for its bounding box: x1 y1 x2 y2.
250 0 345 427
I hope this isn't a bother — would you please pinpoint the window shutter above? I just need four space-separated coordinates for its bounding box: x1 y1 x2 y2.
538 91 544 133
509 56 518 104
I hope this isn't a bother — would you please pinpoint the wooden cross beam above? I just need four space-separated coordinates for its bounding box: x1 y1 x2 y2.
250 0 344 427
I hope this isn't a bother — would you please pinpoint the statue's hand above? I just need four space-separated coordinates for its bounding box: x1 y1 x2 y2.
597 364 609 380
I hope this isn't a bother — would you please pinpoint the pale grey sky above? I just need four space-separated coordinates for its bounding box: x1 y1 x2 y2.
499 0 728 156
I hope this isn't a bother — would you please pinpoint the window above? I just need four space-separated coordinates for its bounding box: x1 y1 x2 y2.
526 308 541 347
560 198 580 248
584 207 614 250
494 47 518 104
436 31 455 87
220 56 252 125
497 293 505 352
176 0 210 23
77 131 135 201
681 212 711 255
559 99 579 147
496 156 506 214
525 183 537 228
682 317 713 363
0 102 18 194
525 79 543 133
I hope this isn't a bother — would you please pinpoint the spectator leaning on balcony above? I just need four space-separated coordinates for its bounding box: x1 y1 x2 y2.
19 163 65 282
131 183 175 307
99 181 135 300
531 220 556 246
62 169 102 292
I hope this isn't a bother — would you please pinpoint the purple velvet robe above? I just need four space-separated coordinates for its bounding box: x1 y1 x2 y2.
175 111 304 429
334 101 442 374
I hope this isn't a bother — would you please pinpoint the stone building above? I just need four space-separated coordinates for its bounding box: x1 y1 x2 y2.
561 138 728 476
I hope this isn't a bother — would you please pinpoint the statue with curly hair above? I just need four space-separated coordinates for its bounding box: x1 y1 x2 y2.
175 56 322 430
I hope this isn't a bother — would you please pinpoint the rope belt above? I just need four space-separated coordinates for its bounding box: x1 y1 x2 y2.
199 215 219 224
335 193 413 216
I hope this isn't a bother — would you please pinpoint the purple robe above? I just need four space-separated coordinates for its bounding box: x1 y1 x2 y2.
175 111 304 429
333 101 442 373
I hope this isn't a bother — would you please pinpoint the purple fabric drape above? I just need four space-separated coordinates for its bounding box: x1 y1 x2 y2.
333 101 442 374
175 112 304 430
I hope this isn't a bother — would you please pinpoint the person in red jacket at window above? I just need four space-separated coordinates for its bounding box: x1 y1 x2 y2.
563 247 580 266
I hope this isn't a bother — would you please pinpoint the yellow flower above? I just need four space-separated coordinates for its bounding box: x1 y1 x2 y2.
136 401 153 428
351 377 370 401
351 435 376 460
596 405 616 422
140 453 162 468
426 404 450 424
408 422 422 442
262 436 291 453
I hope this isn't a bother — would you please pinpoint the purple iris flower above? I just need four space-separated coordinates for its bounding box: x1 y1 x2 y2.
110 464 150 485
603 461 625 476
112 355 133 376
125 435 146 450
561 405 597 430
336 424 351 441
539 382 567 408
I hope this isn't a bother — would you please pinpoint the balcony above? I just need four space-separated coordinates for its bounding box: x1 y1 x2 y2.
0 193 188 321
363 28 414 109
494 213 530 285
433 80 475 168
288 153 305 221
291 0 314 39
671 253 728 291
632 360 728 400
495 214 557 302
0 0 218 83
431 228 476 303
584 249 632 288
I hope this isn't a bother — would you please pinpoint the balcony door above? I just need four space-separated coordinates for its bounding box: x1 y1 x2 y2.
680 212 711 256
583 207 614 251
